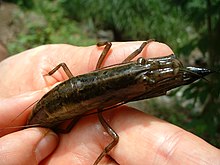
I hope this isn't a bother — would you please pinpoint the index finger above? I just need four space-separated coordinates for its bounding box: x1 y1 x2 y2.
52 41 173 75
88 41 174 70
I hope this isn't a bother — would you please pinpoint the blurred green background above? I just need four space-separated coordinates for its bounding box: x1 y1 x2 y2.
0 0 219 147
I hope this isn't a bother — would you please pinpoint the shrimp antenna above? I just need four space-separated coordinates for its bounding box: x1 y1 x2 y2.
0 100 39 134
0 124 42 130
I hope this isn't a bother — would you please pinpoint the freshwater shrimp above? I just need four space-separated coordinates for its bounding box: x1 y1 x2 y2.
1 40 212 164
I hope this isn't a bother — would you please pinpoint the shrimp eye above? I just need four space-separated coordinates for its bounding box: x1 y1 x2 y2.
137 57 146 65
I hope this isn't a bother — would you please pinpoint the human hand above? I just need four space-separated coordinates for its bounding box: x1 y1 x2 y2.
0 42 219 165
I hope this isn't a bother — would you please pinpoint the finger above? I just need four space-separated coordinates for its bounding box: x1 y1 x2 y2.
98 106 220 165
0 128 58 165
88 41 174 70
42 41 173 84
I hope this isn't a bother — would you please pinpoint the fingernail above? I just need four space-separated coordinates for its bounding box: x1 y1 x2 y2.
35 130 58 163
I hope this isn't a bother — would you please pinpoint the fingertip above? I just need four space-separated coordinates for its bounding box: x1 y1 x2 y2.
35 129 59 163
146 41 174 58
0 128 59 165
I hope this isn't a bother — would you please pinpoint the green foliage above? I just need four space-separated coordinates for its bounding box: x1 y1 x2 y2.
59 0 189 51
4 0 34 9
170 0 220 147
8 0 96 54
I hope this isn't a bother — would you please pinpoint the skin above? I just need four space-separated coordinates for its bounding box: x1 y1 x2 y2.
0 41 219 165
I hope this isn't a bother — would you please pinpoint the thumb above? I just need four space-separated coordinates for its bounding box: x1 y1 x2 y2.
0 127 58 165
